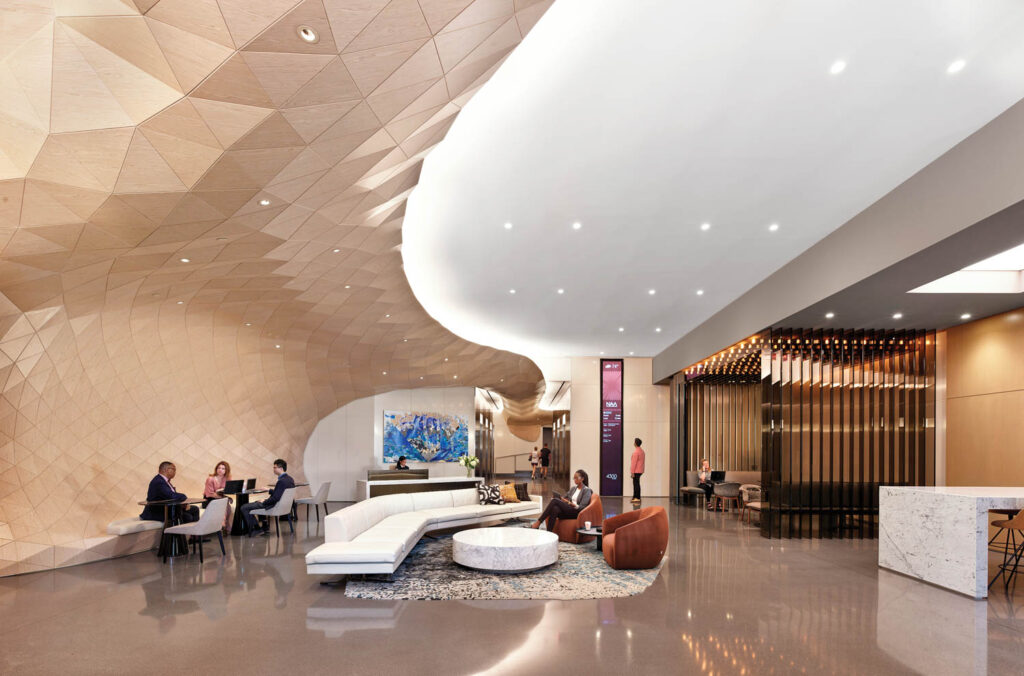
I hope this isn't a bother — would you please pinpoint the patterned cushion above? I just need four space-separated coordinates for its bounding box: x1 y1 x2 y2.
477 484 504 505
499 484 520 503
513 482 530 502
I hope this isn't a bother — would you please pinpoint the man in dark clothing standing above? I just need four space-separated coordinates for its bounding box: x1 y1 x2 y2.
539 444 552 479
140 461 199 524
241 458 295 536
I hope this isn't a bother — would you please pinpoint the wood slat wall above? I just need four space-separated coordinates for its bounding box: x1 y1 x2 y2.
685 382 761 471
761 329 936 539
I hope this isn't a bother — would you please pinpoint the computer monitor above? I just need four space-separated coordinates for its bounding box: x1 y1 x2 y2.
245 478 256 490
223 479 243 493
710 470 726 482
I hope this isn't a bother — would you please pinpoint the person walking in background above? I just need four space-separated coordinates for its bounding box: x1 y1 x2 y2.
529 447 539 479
539 444 552 479
630 438 646 503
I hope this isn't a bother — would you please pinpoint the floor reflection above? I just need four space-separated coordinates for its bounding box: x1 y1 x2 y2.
1 494 1023 675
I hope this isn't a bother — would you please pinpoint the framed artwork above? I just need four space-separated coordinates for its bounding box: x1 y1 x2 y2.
382 411 469 462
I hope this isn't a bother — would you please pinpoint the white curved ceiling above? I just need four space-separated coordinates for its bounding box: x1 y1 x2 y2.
404 0 1024 362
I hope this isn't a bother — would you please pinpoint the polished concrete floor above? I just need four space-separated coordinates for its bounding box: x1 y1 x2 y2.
2 480 1023 675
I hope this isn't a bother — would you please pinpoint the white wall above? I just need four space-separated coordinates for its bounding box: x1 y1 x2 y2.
304 387 476 502
570 357 670 497
493 413 541 474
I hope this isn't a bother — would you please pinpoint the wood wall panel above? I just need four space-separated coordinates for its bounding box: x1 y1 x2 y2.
946 307 1024 486
0 0 554 576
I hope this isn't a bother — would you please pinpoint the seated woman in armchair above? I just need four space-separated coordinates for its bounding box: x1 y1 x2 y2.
530 469 592 531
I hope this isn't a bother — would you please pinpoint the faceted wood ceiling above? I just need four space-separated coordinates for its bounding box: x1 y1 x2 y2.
0 0 552 575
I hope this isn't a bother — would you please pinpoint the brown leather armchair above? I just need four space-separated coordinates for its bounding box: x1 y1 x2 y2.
602 506 668 569
553 494 603 544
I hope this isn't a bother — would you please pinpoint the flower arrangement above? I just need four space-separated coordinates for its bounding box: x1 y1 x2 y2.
458 454 480 476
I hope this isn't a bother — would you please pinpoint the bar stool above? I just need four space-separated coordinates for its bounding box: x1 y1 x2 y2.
988 509 1024 590
988 508 1019 554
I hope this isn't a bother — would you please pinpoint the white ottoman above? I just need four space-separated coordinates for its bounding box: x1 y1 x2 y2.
453 527 558 573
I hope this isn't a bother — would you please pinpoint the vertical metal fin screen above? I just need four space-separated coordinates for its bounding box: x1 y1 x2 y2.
685 383 761 471
761 328 936 539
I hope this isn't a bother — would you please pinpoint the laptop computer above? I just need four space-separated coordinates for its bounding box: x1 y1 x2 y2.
223 479 243 493
710 470 726 483
245 478 256 490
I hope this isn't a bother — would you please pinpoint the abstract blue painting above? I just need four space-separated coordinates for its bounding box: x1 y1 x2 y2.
382 411 469 463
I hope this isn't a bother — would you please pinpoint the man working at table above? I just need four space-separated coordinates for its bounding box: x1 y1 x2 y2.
241 458 295 536
140 461 200 523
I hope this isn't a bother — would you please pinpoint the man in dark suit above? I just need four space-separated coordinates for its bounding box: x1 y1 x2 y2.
241 458 295 536
140 461 200 524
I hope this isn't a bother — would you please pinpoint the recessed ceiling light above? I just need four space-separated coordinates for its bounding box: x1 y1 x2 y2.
572 222 582 230
696 289 704 296
385 314 390 318
892 312 903 320
179 258 190 263
403 338 408 342
244 322 252 326
655 327 662 332
259 199 270 206
830 60 847 75
444 358 448 362
297 26 319 43
947 59 966 74
500 378 504 382
700 222 711 231
453 375 458 379
420 376 424 380
599 351 605 355
618 327 624 332
275 344 281 349
648 289 656 295
768 223 779 232
504 222 513 230
960 313 971 320
557 288 564 294
344 284 350 289
176 301 183 305
216 236 227 241
825 312 835 319
333 248 340 253
382 371 387 375
509 289 516 294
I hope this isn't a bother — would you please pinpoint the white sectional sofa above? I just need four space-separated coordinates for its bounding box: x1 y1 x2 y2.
305 488 542 576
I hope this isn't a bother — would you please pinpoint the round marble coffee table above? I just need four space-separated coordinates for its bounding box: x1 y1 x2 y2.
453 528 559 573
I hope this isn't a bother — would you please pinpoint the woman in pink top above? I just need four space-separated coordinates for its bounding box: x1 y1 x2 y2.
203 460 233 532
630 438 646 503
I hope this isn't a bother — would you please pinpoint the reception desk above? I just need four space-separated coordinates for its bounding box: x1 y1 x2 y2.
879 486 1024 599
355 476 483 501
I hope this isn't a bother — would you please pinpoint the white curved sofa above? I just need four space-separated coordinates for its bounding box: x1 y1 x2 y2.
306 488 542 575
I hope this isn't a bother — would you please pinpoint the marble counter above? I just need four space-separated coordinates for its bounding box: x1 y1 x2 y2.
879 486 1024 599
355 476 482 501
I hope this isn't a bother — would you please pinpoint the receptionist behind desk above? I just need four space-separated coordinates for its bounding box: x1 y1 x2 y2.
394 456 411 470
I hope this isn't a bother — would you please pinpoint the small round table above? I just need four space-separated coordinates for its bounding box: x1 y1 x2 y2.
137 498 204 558
576 527 603 551
453 528 558 573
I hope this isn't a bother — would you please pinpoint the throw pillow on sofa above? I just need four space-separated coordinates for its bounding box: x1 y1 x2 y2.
477 484 504 505
499 483 520 503
513 482 530 502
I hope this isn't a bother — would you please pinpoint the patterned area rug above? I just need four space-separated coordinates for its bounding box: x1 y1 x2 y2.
344 525 664 601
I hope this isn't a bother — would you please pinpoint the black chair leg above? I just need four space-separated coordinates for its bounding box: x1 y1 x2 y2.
275 516 280 537
198 537 204 563
288 514 294 533
315 505 320 522
323 504 329 516
161 534 169 564
305 504 310 523
217 531 225 555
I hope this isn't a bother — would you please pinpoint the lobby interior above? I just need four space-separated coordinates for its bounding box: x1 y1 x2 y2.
2 1 1024 674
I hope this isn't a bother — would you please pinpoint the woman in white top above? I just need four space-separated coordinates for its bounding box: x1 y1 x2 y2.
529 447 540 479
529 470 593 531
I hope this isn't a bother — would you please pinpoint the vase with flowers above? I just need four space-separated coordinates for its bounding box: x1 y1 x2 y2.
458 454 480 477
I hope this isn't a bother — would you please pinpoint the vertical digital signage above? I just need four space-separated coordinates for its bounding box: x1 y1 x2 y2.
600 359 623 496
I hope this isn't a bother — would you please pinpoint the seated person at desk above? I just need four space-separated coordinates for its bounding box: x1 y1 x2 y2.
203 460 233 532
394 456 411 470
697 458 715 509
529 469 592 531
241 458 295 536
140 461 199 524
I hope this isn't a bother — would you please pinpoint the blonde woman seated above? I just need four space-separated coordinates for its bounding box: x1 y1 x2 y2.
529 470 592 531
203 460 233 532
